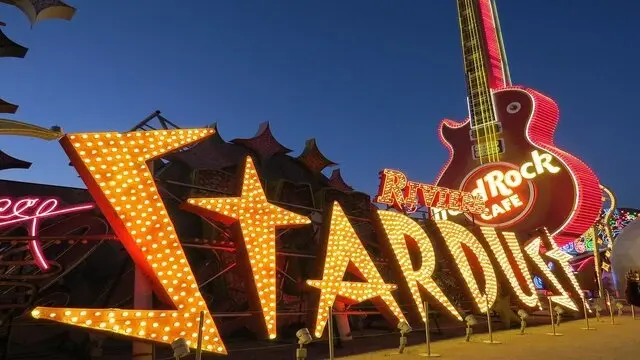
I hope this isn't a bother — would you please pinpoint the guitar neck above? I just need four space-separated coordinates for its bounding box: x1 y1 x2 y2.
457 0 510 128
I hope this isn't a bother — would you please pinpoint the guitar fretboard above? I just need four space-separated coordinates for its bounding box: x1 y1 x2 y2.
457 0 510 162
458 0 494 130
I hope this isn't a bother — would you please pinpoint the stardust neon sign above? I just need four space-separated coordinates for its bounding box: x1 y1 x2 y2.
461 150 561 227
28 129 584 355
0 197 94 270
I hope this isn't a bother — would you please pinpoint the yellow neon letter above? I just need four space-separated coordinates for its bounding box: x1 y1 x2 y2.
307 202 406 338
436 221 498 313
31 129 228 354
374 169 407 207
480 227 539 308
524 228 584 311
377 210 462 321
524 234 578 311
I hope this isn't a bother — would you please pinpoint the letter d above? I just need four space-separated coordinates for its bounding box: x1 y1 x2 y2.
471 178 488 200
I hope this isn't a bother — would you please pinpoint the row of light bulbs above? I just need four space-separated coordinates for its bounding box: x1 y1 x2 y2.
30 128 588 355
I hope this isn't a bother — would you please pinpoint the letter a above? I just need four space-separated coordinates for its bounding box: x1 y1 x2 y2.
436 221 498 313
377 210 462 321
307 202 407 338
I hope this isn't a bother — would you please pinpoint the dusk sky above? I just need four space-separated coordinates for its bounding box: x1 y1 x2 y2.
2 1 639 207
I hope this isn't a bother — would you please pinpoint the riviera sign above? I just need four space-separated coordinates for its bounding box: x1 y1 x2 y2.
28 129 584 355
0 197 94 270
374 168 485 214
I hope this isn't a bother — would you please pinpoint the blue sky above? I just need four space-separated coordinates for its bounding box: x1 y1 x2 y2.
1 0 639 207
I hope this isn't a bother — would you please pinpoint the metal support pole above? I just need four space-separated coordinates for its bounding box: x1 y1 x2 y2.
419 301 441 357
546 297 562 336
425 302 431 355
486 304 493 342
606 292 616 325
592 225 605 299
581 298 595 330
195 311 205 360
328 308 335 360
483 295 500 344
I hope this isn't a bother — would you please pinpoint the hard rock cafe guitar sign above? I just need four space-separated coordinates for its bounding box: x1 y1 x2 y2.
433 0 601 246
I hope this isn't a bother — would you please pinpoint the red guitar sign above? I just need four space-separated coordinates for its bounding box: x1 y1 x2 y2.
434 0 601 246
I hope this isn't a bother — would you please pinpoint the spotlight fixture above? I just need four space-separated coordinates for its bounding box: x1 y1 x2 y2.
398 320 412 334
616 302 624 316
170 338 190 360
296 328 312 360
517 309 528 335
464 314 477 342
397 320 412 353
554 306 565 327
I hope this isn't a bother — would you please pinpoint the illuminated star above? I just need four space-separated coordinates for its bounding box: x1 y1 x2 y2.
184 156 311 339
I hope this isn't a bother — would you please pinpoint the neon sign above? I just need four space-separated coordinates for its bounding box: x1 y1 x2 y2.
461 150 561 227
28 129 585 355
306 203 407 338
375 169 485 214
182 157 311 339
0 197 94 270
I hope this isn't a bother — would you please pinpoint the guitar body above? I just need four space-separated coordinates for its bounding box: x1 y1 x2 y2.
435 86 601 246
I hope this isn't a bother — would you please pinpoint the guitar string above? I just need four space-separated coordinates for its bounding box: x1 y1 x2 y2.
456 0 477 165
466 0 490 163
466 0 496 163
474 0 500 163
486 0 502 162
456 0 480 164
461 0 485 164
471 0 499 163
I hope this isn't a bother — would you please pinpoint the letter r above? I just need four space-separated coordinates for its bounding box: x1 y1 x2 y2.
532 150 561 174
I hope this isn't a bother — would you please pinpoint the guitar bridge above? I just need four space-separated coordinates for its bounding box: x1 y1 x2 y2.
472 139 505 160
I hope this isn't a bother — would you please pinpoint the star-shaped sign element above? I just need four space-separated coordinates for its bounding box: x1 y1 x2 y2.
183 156 311 339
